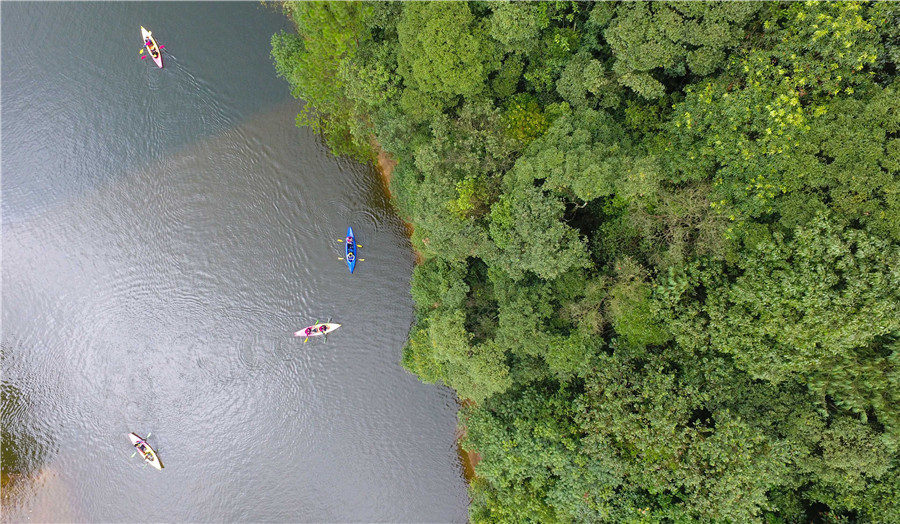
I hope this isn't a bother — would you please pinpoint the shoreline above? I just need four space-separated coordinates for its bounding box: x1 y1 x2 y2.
455 400 481 483
369 139 476 481
272 0 469 488
370 141 423 265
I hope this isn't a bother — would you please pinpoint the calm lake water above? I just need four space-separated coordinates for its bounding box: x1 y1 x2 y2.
1 3 468 522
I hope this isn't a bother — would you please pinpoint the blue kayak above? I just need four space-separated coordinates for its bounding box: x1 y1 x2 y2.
345 226 357 273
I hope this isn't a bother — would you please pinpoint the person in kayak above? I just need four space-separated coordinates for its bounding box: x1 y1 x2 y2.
305 327 313 336
319 325 328 333
135 441 152 460
346 252 354 263
145 39 158 57
346 236 353 244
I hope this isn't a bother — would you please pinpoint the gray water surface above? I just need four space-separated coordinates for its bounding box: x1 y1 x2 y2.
2 3 468 522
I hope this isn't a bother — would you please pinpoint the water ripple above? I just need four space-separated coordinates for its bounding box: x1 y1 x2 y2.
2 4 468 520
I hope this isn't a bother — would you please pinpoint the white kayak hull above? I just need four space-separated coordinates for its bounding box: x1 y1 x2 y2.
130 432 164 470
294 323 341 337
141 26 163 68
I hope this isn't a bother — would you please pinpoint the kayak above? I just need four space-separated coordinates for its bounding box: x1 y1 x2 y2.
141 26 163 68
293 322 341 338
129 432 164 470
345 226 357 273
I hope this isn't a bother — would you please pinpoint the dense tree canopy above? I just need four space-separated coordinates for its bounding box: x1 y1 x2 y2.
274 2 900 522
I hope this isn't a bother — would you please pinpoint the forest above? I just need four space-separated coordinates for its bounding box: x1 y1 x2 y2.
271 2 900 522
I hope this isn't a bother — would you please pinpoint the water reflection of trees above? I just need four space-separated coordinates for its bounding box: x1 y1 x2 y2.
1 379 53 506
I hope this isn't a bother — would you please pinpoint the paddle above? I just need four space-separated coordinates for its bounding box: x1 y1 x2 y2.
139 45 164 59
338 257 364 262
304 321 319 344
337 239 362 248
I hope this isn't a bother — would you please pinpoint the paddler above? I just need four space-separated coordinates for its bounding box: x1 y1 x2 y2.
135 441 152 460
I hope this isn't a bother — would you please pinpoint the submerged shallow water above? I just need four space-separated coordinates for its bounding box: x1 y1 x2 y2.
2 3 468 522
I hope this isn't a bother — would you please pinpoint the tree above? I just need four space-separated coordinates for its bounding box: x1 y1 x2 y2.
508 108 633 203
271 1 373 159
706 214 900 430
604 2 763 99
396 2 497 113
487 184 590 281
274 2 900 521
606 257 670 349
465 384 608 524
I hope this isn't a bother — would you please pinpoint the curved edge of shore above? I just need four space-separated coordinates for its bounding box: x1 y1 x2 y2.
370 140 479 484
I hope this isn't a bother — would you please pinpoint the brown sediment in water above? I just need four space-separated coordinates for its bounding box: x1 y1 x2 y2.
455 399 481 482
1 466 79 521
370 139 424 265
366 136 486 484
370 140 476 482
375 144 398 190
456 430 481 483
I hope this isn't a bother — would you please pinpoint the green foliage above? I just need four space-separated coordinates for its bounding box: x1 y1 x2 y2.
605 2 763 98
607 258 670 349
465 385 606 524
501 94 550 145
575 349 809 523
488 184 590 281
524 26 581 96
509 109 633 202
799 417 891 497
409 258 469 316
427 309 512 403
708 214 900 429
662 2 899 239
401 324 447 386
407 173 492 262
271 1 373 160
448 177 483 219
275 2 900 521
414 101 518 187
488 1 548 55
556 52 621 110
491 53 525 99
396 2 496 110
